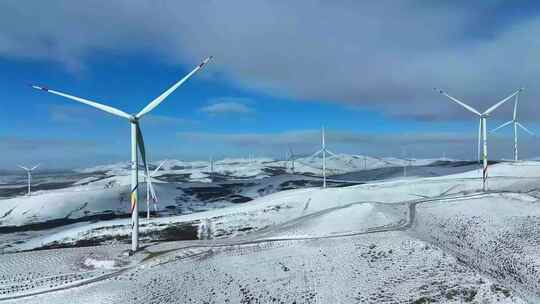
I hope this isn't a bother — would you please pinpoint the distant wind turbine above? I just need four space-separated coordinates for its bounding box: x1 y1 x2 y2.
32 56 212 252
310 126 336 188
17 164 40 196
491 91 534 161
401 148 412 177
287 145 295 174
437 88 523 191
364 155 367 170
144 160 167 219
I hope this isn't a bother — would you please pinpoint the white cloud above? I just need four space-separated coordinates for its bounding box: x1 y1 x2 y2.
2 1 539 122
200 101 254 115
49 105 195 127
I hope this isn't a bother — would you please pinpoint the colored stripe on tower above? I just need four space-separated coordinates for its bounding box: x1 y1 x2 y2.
130 185 137 213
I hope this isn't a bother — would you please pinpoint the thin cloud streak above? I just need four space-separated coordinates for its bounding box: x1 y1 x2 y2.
177 129 539 160
201 102 253 115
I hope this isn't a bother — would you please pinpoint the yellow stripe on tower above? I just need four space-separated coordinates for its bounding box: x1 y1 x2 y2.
130 191 137 213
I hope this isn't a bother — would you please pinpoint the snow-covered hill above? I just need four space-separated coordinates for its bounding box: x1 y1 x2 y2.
1 161 540 302
0 155 455 230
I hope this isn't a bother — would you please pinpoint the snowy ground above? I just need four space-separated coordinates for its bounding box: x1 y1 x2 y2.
1 159 539 303
0 155 453 231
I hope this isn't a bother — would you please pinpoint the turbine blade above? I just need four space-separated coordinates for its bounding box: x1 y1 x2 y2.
149 180 158 203
484 88 523 115
135 123 151 181
32 85 131 119
152 160 167 176
326 150 337 157
491 120 513 133
136 56 213 118
30 164 40 171
17 165 29 171
517 122 535 136
310 150 323 159
437 89 481 116
513 93 519 121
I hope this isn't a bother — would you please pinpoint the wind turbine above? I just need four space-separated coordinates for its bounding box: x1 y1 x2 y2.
32 56 212 252
363 155 367 170
17 164 40 196
437 88 523 191
491 91 534 161
401 148 412 177
144 159 167 219
310 126 336 188
287 145 295 174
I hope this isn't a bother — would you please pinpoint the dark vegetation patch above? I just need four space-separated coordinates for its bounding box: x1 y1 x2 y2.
32 221 199 251
0 211 128 233
430 160 499 167
152 223 198 241
229 195 252 203
169 165 204 170
0 172 109 198
155 173 191 183
181 183 252 204
0 182 74 197
412 297 433 304
262 166 287 176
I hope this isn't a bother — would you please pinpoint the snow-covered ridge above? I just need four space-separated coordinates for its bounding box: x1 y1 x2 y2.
2 161 540 302
75 155 450 178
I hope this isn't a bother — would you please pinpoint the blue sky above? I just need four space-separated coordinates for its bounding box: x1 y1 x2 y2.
1 1 540 168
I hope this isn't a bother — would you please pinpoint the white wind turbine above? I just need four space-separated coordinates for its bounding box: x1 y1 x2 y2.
209 156 214 175
491 91 534 161
401 148 413 177
310 126 336 188
287 145 295 174
144 159 167 219
32 56 212 252
17 164 40 196
437 88 523 191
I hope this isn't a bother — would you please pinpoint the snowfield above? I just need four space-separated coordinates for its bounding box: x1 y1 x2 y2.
1 159 540 303
0 155 453 230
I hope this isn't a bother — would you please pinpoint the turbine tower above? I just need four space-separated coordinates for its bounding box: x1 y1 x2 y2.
310 126 336 188
491 91 534 161
437 88 523 191
32 56 212 252
17 164 39 196
144 159 167 219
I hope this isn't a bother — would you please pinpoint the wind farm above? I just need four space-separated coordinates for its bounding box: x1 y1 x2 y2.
2 2 540 304
437 88 523 191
